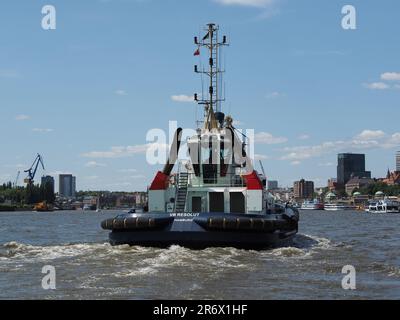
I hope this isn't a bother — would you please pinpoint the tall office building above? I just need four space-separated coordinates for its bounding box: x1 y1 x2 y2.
41 175 55 193
59 174 76 198
337 153 371 187
294 179 314 200
396 151 400 172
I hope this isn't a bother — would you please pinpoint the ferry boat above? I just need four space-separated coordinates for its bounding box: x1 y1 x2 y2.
301 200 324 210
324 202 356 211
101 24 299 249
365 199 400 213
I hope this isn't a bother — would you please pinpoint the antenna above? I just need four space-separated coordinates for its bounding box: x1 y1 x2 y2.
194 23 229 115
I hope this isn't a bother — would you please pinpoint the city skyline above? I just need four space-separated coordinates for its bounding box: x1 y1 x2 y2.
1 0 400 191
10 149 398 194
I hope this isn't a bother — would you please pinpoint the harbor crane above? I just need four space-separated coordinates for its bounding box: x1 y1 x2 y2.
24 154 45 185
259 160 266 177
13 171 20 188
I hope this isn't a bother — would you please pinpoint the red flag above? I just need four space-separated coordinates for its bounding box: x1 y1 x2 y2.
193 47 200 56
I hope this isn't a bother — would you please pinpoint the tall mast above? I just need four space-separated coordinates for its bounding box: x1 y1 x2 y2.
194 23 228 115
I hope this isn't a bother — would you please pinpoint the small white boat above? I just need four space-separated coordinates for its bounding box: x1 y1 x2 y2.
324 202 356 211
96 197 102 212
366 199 400 213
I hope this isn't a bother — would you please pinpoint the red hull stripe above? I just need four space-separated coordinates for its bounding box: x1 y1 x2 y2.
149 171 169 190
244 171 263 190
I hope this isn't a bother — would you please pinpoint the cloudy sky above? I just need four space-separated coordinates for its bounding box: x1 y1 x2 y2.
1 0 399 191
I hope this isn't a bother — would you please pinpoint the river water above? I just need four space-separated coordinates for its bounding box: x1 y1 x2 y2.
0 210 399 300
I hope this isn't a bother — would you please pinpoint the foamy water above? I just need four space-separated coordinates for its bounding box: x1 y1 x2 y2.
0 210 399 299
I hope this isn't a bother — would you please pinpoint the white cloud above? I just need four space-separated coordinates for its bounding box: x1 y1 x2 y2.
171 95 194 103
0 174 12 182
281 140 378 161
49 171 72 176
117 169 138 173
291 161 301 166
266 91 283 99
130 175 146 179
32 128 53 133
382 133 400 149
115 89 127 96
82 143 169 159
232 120 244 126
85 161 107 168
3 164 26 169
364 82 390 90
84 175 99 180
104 182 133 188
214 0 275 8
280 130 400 162
297 134 310 140
363 82 389 90
381 72 400 81
254 154 270 161
254 132 288 145
318 162 334 167
356 130 385 140
15 114 30 121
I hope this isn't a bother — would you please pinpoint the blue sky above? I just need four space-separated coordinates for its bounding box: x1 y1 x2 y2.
1 0 400 191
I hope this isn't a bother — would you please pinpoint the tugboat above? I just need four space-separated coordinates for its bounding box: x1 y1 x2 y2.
101 24 299 249
33 201 54 212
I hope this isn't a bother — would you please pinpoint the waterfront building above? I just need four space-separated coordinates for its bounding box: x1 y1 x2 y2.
382 170 400 186
327 178 337 191
396 151 400 172
294 179 314 200
270 188 294 202
325 192 337 202
83 196 97 207
352 193 370 206
267 180 278 190
59 174 76 198
134 192 148 207
345 177 374 195
337 153 371 187
116 194 136 208
41 175 55 193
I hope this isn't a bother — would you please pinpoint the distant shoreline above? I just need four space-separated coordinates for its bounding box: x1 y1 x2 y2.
0 208 129 213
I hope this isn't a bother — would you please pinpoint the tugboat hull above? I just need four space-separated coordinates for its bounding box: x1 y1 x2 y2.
102 210 299 249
